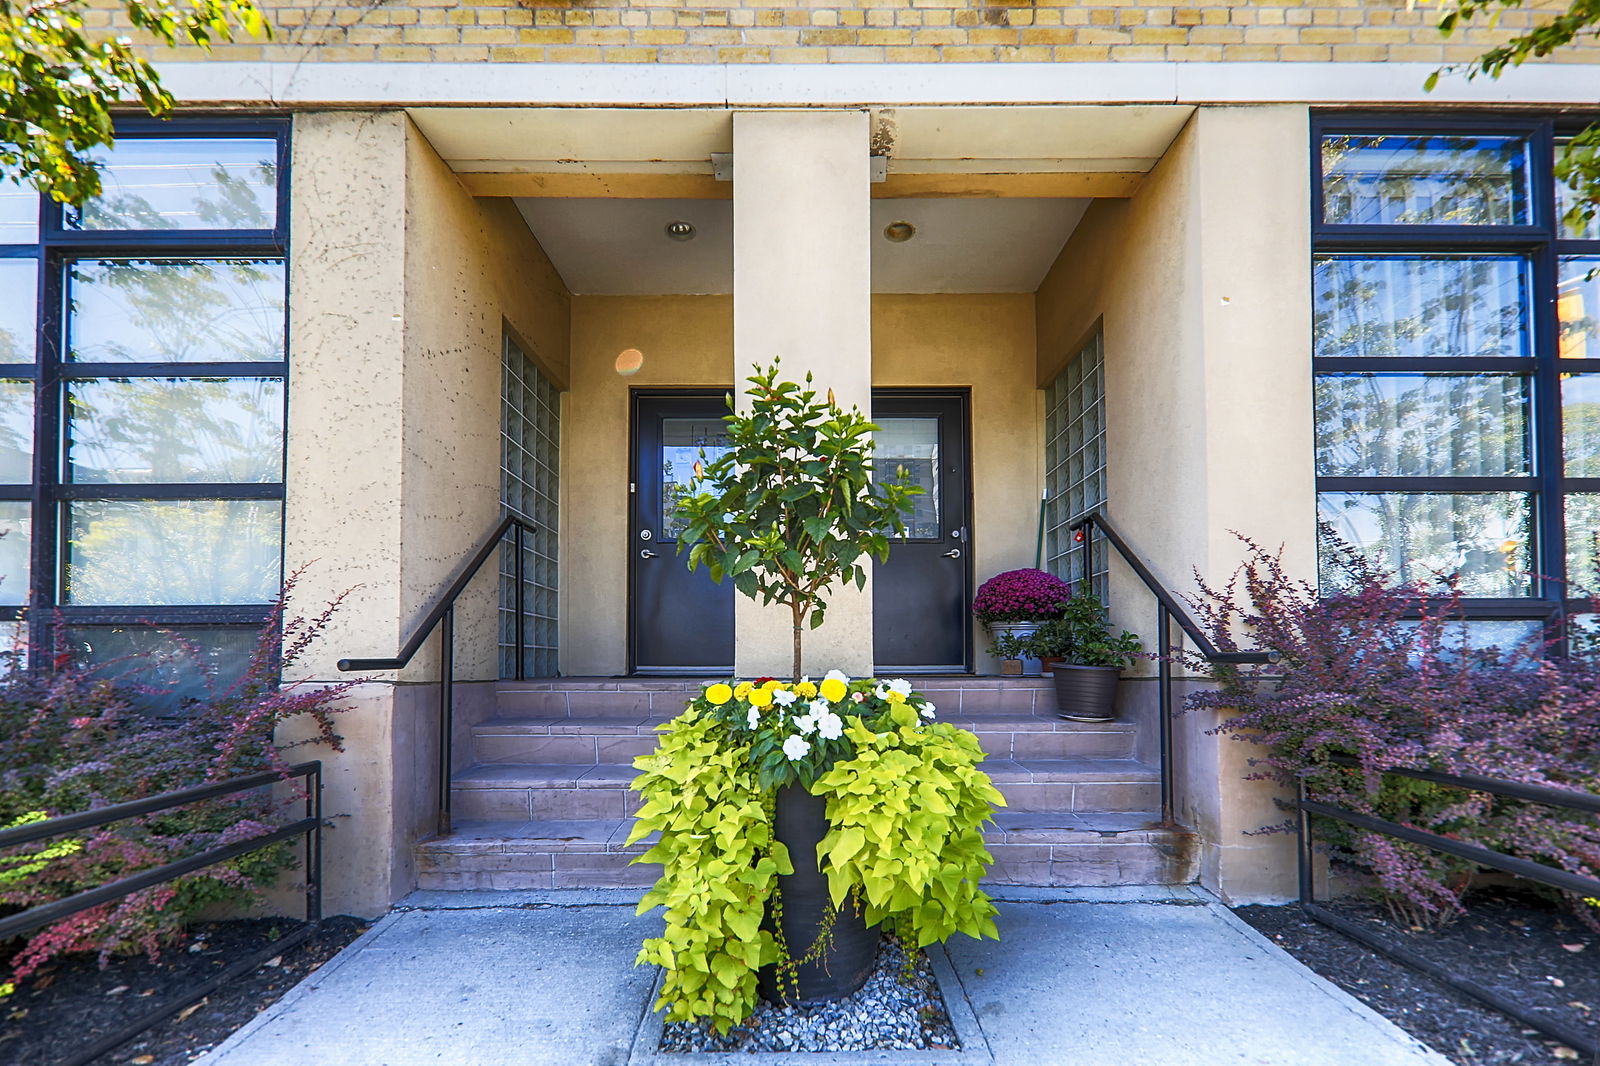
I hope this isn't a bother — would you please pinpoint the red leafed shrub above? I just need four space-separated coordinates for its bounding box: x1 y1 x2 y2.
971 568 1073 624
1185 530 1600 927
0 572 354 989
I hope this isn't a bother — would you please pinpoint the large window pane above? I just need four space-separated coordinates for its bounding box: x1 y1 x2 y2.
68 259 285 364
1314 256 1529 360
67 378 283 484
0 380 33 484
1315 374 1529 477
66 139 278 231
1568 495 1600 596
1566 374 1600 476
1318 492 1533 597
71 625 262 711
0 185 37 243
0 501 30 607
64 499 282 604
1321 134 1531 226
1559 257 1600 360
0 258 36 364
1557 139 1600 241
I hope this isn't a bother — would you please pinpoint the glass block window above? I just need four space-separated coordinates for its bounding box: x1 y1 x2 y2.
500 334 559 678
0 122 288 692
1043 330 1107 600
1314 115 1600 648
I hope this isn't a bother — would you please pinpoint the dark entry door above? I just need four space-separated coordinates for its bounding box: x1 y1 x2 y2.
872 392 972 673
630 393 734 674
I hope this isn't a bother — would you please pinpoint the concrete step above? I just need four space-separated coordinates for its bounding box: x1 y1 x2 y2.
468 711 1135 765
415 811 1196 891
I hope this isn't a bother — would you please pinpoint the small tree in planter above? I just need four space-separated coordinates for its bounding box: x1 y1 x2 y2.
628 363 1003 1033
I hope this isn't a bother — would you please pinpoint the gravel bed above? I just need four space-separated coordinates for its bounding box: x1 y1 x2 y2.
660 935 958 1053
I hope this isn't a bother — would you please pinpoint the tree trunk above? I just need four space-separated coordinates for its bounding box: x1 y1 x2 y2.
791 601 804 682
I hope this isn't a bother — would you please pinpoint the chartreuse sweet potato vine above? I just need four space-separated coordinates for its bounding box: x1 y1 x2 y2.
629 677 1004 1035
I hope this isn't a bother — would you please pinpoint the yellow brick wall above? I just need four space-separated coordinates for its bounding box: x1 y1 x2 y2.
105 0 1600 65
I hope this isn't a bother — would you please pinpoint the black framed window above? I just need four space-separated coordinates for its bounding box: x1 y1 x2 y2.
0 118 290 695
1313 114 1600 647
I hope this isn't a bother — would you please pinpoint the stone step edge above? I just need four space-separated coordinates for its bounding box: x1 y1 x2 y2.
471 713 1137 734
451 758 1160 788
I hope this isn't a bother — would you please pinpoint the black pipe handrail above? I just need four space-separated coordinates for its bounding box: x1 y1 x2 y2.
337 514 537 673
337 513 537 836
1068 509 1273 666
1297 764 1600 1064
0 761 322 1066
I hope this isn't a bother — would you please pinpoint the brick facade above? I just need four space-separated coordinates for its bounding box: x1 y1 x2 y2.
105 0 1600 66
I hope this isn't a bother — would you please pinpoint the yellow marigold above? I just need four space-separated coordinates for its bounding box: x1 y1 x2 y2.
885 690 907 704
819 677 847 703
761 679 782 691
734 681 754 700
704 683 733 706
749 687 774 708
796 681 818 698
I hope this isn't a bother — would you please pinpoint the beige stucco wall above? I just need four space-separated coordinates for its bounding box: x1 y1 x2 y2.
1033 104 1315 903
281 111 571 915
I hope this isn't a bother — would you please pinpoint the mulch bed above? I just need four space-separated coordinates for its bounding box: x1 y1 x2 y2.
1237 888 1600 1065
2 915 369 1066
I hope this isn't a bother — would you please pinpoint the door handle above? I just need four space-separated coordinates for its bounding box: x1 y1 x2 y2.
943 548 961 559
640 549 658 559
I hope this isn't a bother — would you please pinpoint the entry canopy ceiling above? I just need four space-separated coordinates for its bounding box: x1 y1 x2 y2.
515 197 1092 295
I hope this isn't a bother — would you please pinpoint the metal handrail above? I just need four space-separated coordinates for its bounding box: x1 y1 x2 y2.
1066 508 1275 824
0 761 322 1066
1296 764 1600 1063
337 514 537 836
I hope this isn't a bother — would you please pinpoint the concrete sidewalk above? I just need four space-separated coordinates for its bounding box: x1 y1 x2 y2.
195 886 1450 1066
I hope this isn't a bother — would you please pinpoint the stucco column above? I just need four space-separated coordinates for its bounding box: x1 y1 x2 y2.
732 110 873 678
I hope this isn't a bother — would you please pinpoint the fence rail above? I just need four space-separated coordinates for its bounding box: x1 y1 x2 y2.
1296 760 1600 1065
0 761 323 1066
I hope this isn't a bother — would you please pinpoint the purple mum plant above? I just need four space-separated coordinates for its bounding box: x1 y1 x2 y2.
971 568 1072 624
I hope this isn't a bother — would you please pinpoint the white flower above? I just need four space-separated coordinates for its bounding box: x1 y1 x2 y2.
809 698 831 715
772 689 798 707
792 710 817 736
823 669 850 684
783 734 811 760
919 701 937 720
888 678 913 697
747 708 759 729
816 710 844 740
874 684 890 700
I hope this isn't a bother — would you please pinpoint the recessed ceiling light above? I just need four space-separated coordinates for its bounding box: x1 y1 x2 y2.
665 220 696 241
883 221 916 243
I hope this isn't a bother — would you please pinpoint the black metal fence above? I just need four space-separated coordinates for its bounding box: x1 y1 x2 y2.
1296 758 1600 1065
0 761 323 1066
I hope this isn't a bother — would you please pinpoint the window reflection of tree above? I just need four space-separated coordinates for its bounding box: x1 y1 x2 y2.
72 158 275 231
68 378 282 484
69 258 285 364
1322 135 1527 225
1558 259 1600 359
66 500 281 606
1314 256 1526 359
1318 493 1530 597
1315 375 1528 478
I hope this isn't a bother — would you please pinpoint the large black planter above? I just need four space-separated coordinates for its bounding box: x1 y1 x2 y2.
1053 664 1121 721
757 785 879 1004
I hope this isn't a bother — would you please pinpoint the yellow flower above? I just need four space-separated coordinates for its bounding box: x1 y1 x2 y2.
749 687 774 708
885 690 907 704
761 679 782 692
734 681 754 700
705 683 733 706
796 681 818 698
819 677 847 703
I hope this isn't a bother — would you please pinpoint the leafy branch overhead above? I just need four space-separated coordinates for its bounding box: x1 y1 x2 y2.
1420 0 1600 231
0 0 271 204
673 361 919 679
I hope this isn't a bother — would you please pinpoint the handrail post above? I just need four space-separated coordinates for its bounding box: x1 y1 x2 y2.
1157 603 1174 825
514 521 527 681
1296 776 1314 907
307 762 323 924
439 606 454 837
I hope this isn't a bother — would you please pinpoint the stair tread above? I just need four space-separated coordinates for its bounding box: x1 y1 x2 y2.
982 758 1160 783
452 762 640 788
474 714 666 735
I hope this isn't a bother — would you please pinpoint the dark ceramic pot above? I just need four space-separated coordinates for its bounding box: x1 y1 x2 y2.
757 785 879 1004
1053 663 1121 721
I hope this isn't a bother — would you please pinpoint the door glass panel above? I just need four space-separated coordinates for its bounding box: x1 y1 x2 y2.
873 417 940 539
1318 492 1533 597
66 138 278 231
1559 257 1600 360
0 258 36 364
1314 255 1530 359
1566 374 1600 476
64 499 282 604
660 418 730 539
1320 133 1531 226
68 258 286 363
0 380 32 484
0 501 30 606
66 378 283 483
1568 494 1600 596
1314 374 1530 477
